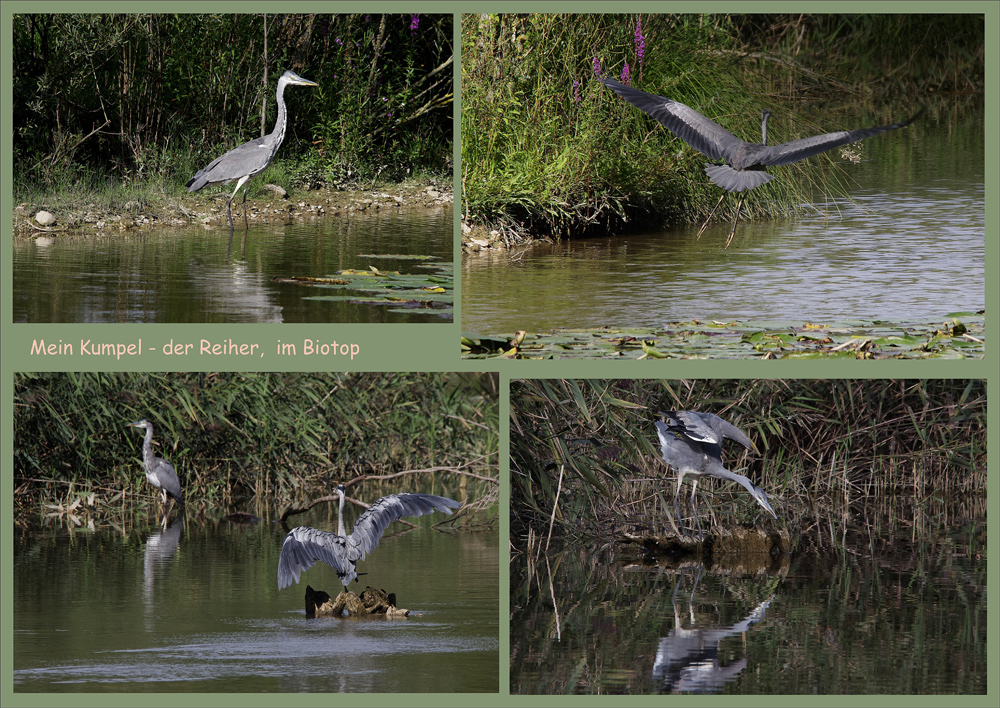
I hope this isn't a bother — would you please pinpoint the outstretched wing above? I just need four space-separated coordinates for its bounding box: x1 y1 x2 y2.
761 109 924 167
277 526 353 589
661 410 756 452
348 493 461 561
600 78 740 162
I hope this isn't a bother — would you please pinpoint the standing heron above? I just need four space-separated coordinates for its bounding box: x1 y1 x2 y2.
128 419 184 506
655 411 774 536
186 69 319 240
600 77 923 247
277 484 461 589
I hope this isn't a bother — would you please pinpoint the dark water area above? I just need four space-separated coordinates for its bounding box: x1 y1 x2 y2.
463 102 983 334
510 523 986 695
13 206 453 324
13 513 499 692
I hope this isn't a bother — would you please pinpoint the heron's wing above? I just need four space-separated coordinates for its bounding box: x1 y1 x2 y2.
348 493 461 560
186 136 273 191
760 109 924 167
277 526 352 589
713 418 756 451
152 458 184 501
601 78 739 162
671 411 723 444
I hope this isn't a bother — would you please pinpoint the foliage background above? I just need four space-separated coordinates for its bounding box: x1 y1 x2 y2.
12 13 453 194
14 372 498 520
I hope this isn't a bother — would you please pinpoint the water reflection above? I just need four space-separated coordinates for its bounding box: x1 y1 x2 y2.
14 519 499 692
13 206 453 323
510 524 986 695
652 568 773 694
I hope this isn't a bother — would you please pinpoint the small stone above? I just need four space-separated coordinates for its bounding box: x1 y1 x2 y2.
35 211 56 226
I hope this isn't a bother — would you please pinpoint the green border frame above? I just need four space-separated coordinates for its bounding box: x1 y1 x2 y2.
3 2 996 706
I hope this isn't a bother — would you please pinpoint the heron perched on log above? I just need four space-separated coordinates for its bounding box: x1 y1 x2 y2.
128 419 184 506
186 69 318 242
600 77 923 247
277 484 461 589
655 411 775 536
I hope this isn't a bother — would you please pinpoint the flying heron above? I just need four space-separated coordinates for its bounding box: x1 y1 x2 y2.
655 411 775 536
186 69 318 241
128 419 184 506
600 77 923 247
277 484 461 589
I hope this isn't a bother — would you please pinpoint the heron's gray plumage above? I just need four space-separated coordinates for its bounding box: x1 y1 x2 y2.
655 412 775 533
277 486 461 589
600 77 922 246
129 419 184 505
186 70 318 234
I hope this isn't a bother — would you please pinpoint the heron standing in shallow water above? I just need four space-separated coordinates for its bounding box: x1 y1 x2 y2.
129 419 184 507
655 411 775 536
277 484 461 589
186 69 318 243
600 77 923 247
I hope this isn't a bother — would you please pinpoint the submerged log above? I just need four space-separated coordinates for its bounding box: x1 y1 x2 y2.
305 585 411 618
623 525 791 562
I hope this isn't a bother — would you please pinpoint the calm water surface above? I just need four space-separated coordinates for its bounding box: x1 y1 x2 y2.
510 524 985 695
13 206 452 323
14 513 499 692
463 104 983 334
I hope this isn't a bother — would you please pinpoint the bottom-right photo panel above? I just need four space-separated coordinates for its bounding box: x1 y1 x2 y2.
509 379 986 695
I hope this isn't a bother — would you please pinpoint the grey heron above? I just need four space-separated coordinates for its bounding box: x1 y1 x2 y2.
654 411 775 536
277 484 461 589
600 77 923 247
128 419 184 506
186 70 318 239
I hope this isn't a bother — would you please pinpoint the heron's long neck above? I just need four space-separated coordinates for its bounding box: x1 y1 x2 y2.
337 492 346 537
269 80 289 156
761 113 770 146
142 427 155 465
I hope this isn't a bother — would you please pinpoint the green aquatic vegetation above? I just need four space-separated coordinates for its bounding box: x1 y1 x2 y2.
462 313 984 360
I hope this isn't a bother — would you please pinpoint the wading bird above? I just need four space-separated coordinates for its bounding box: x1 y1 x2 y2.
655 411 775 536
277 485 461 589
186 70 318 242
128 419 184 506
600 77 923 247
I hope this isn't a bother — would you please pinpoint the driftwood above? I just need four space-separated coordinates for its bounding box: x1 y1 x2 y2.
305 585 410 618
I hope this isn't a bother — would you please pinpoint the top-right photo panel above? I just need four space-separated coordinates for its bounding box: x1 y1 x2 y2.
460 14 985 360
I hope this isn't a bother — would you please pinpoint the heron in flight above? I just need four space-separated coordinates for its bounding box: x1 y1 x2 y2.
186 69 318 242
128 419 184 506
600 77 923 247
655 411 775 536
277 484 461 589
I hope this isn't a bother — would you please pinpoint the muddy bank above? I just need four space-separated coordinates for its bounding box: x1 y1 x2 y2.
14 178 452 237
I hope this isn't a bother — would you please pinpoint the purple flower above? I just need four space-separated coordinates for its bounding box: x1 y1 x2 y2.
592 49 601 77
573 79 581 103
410 14 419 35
621 62 630 86
634 16 645 65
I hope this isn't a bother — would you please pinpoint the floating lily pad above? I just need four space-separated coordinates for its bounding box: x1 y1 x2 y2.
461 313 985 360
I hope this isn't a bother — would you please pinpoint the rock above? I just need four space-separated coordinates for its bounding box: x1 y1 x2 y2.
35 211 56 226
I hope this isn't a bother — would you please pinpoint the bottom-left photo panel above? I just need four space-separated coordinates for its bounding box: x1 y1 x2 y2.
12 371 500 693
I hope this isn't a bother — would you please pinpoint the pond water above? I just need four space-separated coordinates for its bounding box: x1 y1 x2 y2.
510 523 986 695
463 102 984 335
13 205 453 324
13 512 499 693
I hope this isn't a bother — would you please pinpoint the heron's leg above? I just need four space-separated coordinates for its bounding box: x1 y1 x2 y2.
673 473 688 536
689 479 704 539
696 193 727 240
241 185 250 231
725 194 748 249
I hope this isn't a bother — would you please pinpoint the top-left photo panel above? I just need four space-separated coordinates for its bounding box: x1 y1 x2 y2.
12 13 454 323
